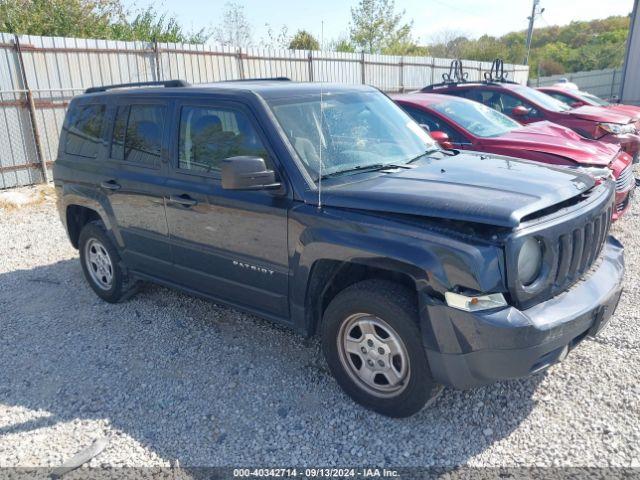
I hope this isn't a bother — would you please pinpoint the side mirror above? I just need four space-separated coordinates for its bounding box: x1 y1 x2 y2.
430 131 453 149
570 101 585 108
512 105 530 117
221 156 281 190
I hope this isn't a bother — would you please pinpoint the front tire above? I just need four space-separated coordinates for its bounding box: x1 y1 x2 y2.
321 279 441 417
78 221 130 303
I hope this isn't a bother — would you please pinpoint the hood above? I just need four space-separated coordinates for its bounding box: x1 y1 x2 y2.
608 104 640 120
482 121 618 166
322 152 595 228
569 105 634 124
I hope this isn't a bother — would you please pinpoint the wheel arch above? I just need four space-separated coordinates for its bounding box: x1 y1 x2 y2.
300 257 426 337
66 204 103 248
59 186 120 249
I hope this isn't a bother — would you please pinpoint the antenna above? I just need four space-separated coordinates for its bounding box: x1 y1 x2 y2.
317 20 324 210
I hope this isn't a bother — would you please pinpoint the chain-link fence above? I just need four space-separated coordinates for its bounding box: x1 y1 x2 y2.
0 32 529 189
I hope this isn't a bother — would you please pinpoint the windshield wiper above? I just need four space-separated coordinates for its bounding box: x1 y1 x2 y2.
405 148 443 164
320 163 408 180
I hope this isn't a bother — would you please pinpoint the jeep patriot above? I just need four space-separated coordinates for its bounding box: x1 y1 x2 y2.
54 80 624 417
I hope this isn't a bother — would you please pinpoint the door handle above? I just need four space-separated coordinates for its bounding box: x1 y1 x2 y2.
100 180 121 191
168 194 198 207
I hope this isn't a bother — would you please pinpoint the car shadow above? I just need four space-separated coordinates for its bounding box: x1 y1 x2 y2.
0 259 545 467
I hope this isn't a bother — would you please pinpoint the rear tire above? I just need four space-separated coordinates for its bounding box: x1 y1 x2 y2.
78 221 132 303
321 279 441 417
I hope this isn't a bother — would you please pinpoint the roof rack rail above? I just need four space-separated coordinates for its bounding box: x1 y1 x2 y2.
84 79 190 94
219 77 292 82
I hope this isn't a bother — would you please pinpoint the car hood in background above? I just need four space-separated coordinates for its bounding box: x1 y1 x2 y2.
481 121 618 166
322 152 595 228
608 104 640 119
568 105 635 124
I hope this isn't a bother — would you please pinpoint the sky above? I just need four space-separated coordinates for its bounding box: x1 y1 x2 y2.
126 0 636 46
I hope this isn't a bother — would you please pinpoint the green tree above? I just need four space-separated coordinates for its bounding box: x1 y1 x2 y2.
112 6 210 43
348 0 415 54
427 31 468 58
426 14 631 77
262 23 290 49
459 35 503 62
0 0 122 38
212 1 253 47
328 36 356 53
0 0 209 43
289 30 320 50
537 58 565 76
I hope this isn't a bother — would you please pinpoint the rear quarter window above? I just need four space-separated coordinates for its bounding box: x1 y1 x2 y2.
64 104 106 158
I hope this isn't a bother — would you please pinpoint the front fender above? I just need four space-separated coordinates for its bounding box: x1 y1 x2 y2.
288 205 506 331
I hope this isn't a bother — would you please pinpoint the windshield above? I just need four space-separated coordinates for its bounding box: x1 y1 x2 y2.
578 91 610 106
513 85 573 112
266 90 437 180
432 98 521 138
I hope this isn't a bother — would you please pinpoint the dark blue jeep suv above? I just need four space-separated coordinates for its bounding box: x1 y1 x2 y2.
53 79 624 417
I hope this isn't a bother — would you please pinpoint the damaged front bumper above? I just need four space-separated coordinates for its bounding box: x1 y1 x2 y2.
420 236 624 389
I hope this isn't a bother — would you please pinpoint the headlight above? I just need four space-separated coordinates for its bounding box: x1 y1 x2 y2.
517 237 543 286
573 166 614 181
598 122 636 135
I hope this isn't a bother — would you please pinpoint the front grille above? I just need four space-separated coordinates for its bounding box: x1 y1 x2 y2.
506 183 615 310
550 205 612 293
616 165 634 192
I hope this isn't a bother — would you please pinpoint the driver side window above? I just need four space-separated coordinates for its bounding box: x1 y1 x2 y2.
401 106 467 144
475 90 541 119
178 106 270 174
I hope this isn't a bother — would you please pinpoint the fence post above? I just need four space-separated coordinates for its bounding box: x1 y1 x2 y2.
430 59 435 84
237 47 245 79
308 51 313 81
398 56 404 93
153 40 162 81
361 51 366 84
14 34 48 184
610 69 617 100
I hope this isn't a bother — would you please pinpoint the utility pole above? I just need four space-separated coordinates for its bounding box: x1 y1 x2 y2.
524 0 544 65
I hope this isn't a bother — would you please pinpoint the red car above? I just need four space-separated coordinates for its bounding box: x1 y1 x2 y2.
538 86 640 118
422 80 640 164
393 93 635 220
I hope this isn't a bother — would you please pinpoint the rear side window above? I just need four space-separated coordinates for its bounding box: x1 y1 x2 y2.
64 104 106 158
177 106 270 174
111 105 166 167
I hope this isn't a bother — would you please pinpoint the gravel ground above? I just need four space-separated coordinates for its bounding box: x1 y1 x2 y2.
0 182 639 469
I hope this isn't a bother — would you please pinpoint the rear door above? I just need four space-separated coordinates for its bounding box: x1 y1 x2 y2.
103 98 173 279
164 99 291 321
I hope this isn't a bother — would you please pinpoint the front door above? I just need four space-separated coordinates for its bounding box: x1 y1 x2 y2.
164 100 290 321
